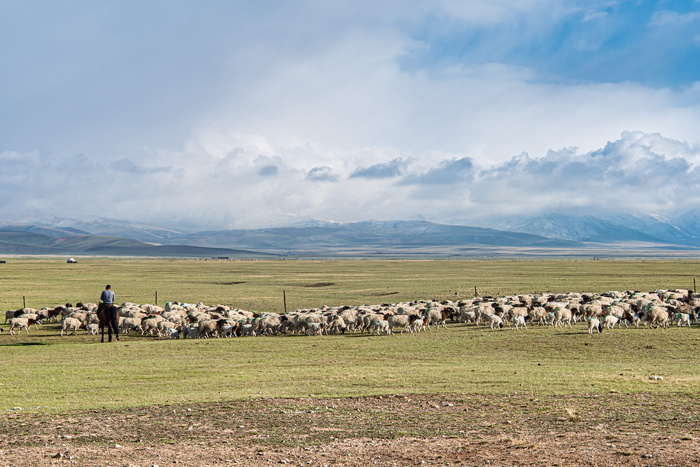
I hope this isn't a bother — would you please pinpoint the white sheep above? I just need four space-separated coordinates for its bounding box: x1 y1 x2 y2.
603 315 619 329
510 315 527 330
675 313 691 327
60 317 82 336
587 317 602 334
306 322 325 336
86 323 99 335
487 314 503 329
387 314 412 334
372 320 390 335
166 328 180 339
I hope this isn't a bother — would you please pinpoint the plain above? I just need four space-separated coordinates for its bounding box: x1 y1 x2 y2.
1 258 699 413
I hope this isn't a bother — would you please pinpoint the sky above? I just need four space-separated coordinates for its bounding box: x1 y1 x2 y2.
1 0 700 229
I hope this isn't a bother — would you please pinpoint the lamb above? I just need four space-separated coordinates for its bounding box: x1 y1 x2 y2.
371 319 390 335
510 315 527 330
186 324 199 339
157 320 178 337
603 315 619 329
675 313 691 327
486 314 503 329
409 315 429 333
221 325 237 338
86 323 99 335
306 322 325 336
60 317 83 336
239 323 255 337
166 328 180 339
587 317 603 334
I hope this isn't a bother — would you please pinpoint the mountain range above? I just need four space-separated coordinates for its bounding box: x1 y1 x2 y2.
0 211 699 258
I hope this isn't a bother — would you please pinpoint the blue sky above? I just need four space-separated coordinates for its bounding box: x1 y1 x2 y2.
1 1 699 228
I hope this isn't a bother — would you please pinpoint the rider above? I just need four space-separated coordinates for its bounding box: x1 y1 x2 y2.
99 284 119 341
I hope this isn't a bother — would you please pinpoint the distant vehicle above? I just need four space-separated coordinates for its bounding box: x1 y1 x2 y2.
67 258 78 263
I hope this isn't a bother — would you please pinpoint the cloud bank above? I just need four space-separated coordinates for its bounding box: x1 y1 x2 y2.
1 131 698 228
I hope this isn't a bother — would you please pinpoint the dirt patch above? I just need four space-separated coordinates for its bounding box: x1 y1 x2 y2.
215 281 246 285
1 393 699 466
304 282 335 288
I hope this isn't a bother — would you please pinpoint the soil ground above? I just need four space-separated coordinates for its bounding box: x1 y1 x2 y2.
1 393 699 466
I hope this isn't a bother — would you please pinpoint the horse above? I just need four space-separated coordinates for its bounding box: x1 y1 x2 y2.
97 303 120 342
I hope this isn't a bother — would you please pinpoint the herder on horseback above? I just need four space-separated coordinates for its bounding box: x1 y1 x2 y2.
97 284 120 342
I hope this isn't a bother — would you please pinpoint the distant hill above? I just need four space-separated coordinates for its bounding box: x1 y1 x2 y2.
474 211 700 247
170 220 583 252
0 229 275 258
2 215 700 258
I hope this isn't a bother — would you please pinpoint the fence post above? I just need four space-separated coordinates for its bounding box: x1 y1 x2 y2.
155 291 158 306
694 278 696 294
283 290 287 314
23 296 26 309
474 286 477 298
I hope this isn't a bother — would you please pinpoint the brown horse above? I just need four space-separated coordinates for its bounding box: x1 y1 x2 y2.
97 303 120 342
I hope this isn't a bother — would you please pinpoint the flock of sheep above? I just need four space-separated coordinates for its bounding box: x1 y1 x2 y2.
3 288 699 339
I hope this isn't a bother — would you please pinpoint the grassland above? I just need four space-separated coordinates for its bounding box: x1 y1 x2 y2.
1 258 700 465
1 257 699 312
0 258 699 413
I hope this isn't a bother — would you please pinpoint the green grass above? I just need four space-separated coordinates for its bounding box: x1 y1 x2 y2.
1 258 699 413
2 322 699 413
1 257 699 312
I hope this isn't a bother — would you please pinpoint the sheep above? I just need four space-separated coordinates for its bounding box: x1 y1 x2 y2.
157 320 178 337
60 317 83 336
306 322 325 336
675 313 691 327
141 316 164 336
325 315 346 334
529 306 549 325
257 314 282 336
510 315 527 330
644 305 670 328
4 310 17 323
197 320 219 338
409 315 429 333
387 314 412 334
120 317 143 334
221 325 237 338
603 315 619 329
166 328 180 339
183 324 199 339
9 317 38 335
371 319 390 335
587 317 602 334
86 323 99 335
459 306 477 324
486 314 503 329
553 307 573 328
239 323 255 337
